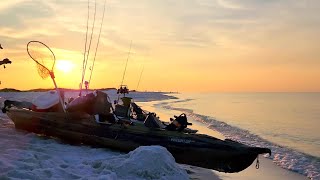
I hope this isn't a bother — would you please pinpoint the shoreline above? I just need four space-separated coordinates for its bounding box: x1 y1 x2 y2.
185 157 307 180
140 100 309 180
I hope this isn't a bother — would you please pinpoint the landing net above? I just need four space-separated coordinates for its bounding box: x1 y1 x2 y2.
27 41 56 79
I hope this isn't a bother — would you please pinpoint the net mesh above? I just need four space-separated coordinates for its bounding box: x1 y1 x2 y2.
27 41 56 79
36 63 50 79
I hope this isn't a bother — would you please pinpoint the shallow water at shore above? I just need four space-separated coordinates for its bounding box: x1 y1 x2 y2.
143 92 319 179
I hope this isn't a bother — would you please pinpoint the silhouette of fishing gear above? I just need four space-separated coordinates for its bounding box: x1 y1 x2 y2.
0 58 12 69
1 44 12 85
1 44 12 69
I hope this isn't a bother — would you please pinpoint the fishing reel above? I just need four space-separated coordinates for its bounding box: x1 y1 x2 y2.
166 113 192 131
117 85 129 95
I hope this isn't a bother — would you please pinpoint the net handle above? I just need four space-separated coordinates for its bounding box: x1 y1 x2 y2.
27 40 56 73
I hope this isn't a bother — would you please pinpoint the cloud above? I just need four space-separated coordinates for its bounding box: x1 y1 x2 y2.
216 0 247 9
1 0 320 91
0 0 27 11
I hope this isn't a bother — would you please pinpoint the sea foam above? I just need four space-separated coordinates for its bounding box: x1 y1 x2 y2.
0 91 186 180
159 99 320 179
0 123 188 179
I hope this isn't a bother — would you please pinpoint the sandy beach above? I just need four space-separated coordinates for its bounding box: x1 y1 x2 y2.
185 157 307 180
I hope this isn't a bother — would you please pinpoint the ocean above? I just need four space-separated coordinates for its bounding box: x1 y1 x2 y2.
0 91 319 179
144 92 320 179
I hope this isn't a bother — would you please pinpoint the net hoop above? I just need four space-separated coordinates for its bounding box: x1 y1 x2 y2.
27 40 56 73
26 40 66 113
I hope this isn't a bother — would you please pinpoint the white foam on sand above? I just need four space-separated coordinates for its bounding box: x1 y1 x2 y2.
0 91 187 180
97 146 189 180
0 125 188 180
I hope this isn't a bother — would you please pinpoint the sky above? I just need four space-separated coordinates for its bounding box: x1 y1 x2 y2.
0 0 319 92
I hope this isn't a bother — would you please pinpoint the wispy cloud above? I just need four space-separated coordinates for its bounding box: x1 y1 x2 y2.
1 0 319 60
216 0 247 9
0 0 27 11
1 0 320 91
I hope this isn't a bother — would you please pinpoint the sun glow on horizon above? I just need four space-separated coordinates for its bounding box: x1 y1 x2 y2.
55 60 75 73
1 1 319 92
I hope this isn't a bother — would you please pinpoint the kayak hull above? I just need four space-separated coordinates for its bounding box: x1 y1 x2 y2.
6 109 271 173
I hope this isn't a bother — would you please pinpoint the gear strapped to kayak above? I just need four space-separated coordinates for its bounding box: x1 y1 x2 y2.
166 113 192 131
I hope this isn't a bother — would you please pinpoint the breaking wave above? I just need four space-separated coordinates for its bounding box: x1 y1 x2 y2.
158 100 320 179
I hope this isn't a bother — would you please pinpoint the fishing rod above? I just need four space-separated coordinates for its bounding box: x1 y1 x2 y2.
81 0 90 92
117 41 132 102
80 0 97 96
120 41 132 87
136 65 144 91
88 0 107 88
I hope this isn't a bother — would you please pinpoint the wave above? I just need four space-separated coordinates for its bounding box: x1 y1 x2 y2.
158 100 320 179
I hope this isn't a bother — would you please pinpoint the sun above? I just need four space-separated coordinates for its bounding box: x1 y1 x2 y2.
56 60 74 73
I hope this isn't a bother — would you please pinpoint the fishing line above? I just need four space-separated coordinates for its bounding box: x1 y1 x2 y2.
80 0 97 96
120 41 132 87
88 0 107 88
136 65 144 91
82 0 90 82
83 0 97 77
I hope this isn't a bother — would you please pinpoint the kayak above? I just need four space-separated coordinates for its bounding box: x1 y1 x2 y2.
4 105 271 173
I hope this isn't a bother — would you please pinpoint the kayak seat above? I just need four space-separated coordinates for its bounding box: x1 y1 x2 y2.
114 104 129 117
144 113 165 129
131 102 147 121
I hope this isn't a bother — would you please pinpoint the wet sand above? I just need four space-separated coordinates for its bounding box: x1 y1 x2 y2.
185 157 307 180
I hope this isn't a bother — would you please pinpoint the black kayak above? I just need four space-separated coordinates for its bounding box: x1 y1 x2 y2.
2 91 271 173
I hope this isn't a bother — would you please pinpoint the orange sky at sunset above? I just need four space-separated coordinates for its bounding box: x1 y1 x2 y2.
0 0 319 92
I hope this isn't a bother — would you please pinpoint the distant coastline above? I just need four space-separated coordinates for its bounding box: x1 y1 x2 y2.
0 88 117 92
0 88 179 94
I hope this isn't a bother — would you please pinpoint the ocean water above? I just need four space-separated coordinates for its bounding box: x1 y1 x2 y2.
148 92 320 179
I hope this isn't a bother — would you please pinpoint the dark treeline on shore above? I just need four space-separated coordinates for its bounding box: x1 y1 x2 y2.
0 88 117 92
